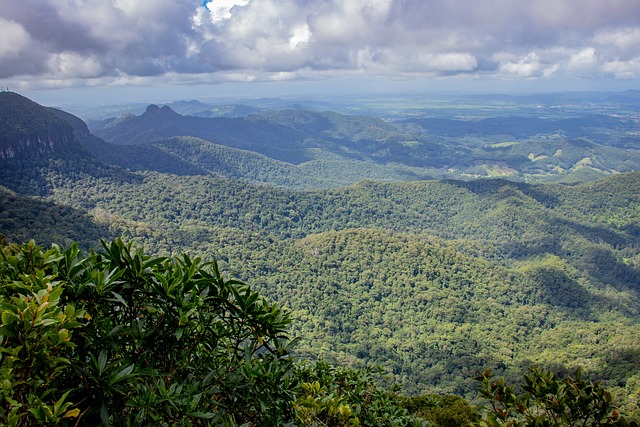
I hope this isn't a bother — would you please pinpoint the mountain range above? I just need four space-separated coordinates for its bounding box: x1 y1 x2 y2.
83 91 640 186
0 91 639 410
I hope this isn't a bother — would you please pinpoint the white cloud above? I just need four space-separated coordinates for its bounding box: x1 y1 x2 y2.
2 0 640 88
221 72 257 81
0 18 30 57
601 58 640 79
204 0 251 23
422 53 478 72
309 0 392 45
496 52 544 77
567 48 598 75
47 52 104 78
594 27 640 58
289 24 312 49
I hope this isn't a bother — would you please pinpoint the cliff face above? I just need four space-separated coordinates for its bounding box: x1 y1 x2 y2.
49 107 92 140
0 133 77 159
0 92 88 159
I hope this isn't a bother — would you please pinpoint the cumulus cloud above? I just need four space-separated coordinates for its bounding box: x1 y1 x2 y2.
0 0 197 79
602 59 640 79
204 0 251 22
594 27 640 59
2 0 640 88
567 48 599 76
0 18 31 57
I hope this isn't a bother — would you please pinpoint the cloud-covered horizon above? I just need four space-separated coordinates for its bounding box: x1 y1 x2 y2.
1 0 640 90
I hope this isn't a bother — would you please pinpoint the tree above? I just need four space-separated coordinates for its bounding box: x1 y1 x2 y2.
292 360 429 427
475 366 639 427
0 241 84 426
401 394 480 427
1 238 297 426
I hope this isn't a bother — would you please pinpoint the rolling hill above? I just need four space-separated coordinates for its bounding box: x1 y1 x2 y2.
87 95 640 183
1 92 639 410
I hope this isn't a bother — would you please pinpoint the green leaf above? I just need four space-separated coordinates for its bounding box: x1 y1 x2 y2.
100 403 110 427
53 390 72 415
174 327 184 340
97 350 108 374
111 364 135 385
189 392 202 412
63 304 75 318
189 411 217 419
0 325 16 337
109 292 128 307
1 310 19 325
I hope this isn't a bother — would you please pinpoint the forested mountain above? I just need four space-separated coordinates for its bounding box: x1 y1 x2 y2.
87 94 640 184
0 92 132 197
92 104 315 164
0 92 87 159
1 93 640 418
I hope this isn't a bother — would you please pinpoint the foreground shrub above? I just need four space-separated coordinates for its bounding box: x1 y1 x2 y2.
475 366 639 427
1 239 296 426
293 360 429 427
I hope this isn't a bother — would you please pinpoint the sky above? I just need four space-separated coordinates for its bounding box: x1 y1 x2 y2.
1 0 639 105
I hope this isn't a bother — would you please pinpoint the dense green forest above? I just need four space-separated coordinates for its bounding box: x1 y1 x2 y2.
1 91 640 424
4 239 636 426
28 170 639 399
3 166 639 409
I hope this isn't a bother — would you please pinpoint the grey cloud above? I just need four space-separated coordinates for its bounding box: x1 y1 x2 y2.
0 0 198 79
2 0 640 86
0 49 48 79
0 0 109 54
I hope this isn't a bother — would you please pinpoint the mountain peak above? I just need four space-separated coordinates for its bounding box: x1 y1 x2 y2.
145 104 160 113
143 104 179 117
0 92 84 159
160 105 176 114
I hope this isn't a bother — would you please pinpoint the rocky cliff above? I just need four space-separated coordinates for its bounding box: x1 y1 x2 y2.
0 92 87 159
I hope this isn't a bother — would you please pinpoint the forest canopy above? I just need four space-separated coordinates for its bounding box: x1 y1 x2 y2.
1 92 640 425
1 238 637 427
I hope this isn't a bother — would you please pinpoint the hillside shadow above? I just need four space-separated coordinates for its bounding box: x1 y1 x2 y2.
0 141 143 197
81 135 210 176
524 264 594 319
0 187 113 250
595 347 640 387
543 216 640 292
550 217 631 249
444 178 560 208
579 246 640 292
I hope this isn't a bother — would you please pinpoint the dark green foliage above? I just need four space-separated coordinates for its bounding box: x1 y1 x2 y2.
0 241 84 426
401 394 480 427
293 361 428 426
475 367 639 427
1 239 297 426
150 136 333 187
79 134 212 176
1 238 493 426
0 186 111 249
4 166 639 400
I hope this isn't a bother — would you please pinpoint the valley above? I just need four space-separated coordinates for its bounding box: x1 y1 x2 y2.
76 90 640 186
1 90 640 421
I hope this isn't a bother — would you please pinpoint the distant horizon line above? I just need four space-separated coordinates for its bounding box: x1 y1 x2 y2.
4 81 639 112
